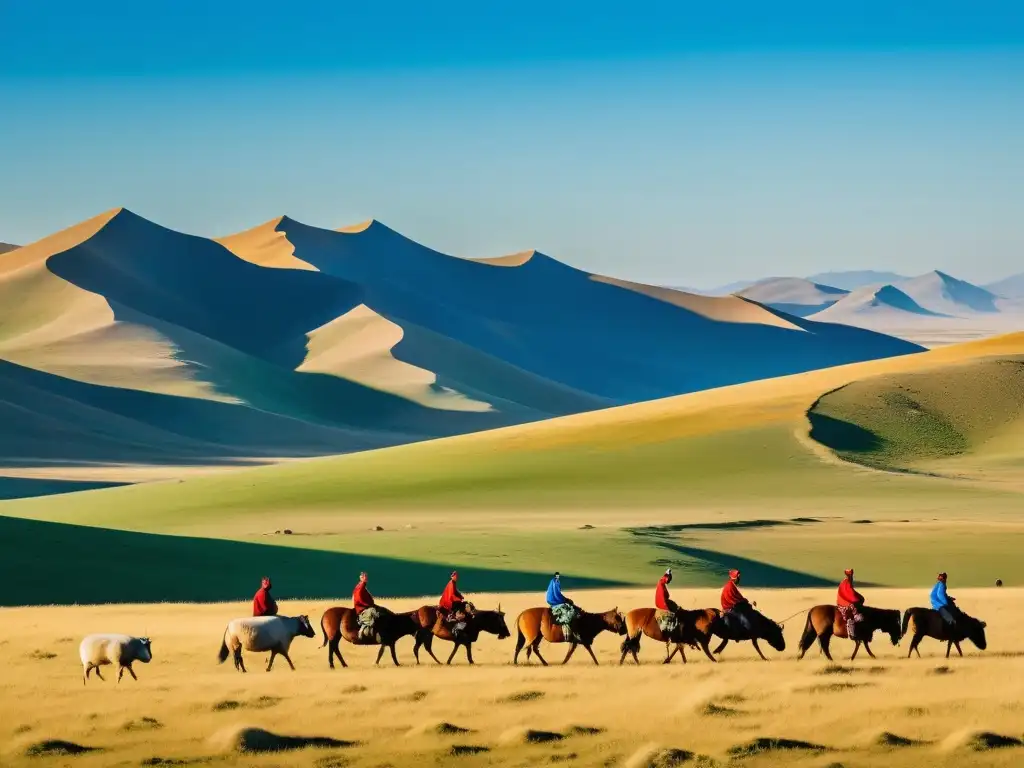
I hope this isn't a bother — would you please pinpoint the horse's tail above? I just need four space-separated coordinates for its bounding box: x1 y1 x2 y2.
901 608 913 638
217 626 230 664
797 610 817 653
620 632 641 654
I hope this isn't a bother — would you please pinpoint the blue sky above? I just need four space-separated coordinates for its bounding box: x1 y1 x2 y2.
2 1 1022 286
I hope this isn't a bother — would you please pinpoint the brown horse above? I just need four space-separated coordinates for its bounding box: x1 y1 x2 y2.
319 606 421 668
410 605 511 665
619 608 719 665
797 605 902 661
513 607 625 665
902 607 987 658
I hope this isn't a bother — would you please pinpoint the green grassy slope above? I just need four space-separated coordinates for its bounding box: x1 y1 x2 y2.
809 357 1024 474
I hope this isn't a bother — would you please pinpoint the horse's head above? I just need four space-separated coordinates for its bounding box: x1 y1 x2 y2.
608 608 627 635
297 615 316 638
480 605 511 639
762 618 786 652
883 609 902 646
965 615 988 650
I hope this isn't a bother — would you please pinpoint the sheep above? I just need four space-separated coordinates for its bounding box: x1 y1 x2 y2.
79 634 152 685
217 615 315 673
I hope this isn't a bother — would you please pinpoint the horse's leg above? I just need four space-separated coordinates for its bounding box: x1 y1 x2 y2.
333 638 348 668
850 641 860 661
117 666 124 683
562 643 578 665
466 643 475 665
700 640 717 663
751 638 768 661
375 645 386 665
819 634 834 662
389 643 400 667
864 641 876 659
514 629 526 665
946 640 952 659
413 632 422 665
281 650 295 671
126 664 138 681
677 643 688 664
912 634 923 658
954 641 963 657
532 639 548 667
424 635 442 665
266 650 277 671
663 641 674 664
583 643 599 665
445 643 459 666
713 638 729 655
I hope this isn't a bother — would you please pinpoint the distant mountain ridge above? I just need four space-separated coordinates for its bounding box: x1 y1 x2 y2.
0 208 922 479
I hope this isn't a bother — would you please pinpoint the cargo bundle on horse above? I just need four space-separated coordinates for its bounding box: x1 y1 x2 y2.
797 604 901 661
411 603 511 665
901 607 987 658
619 607 719 664
514 606 625 665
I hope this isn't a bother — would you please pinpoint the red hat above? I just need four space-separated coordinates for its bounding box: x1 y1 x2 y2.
729 569 740 580
844 568 854 577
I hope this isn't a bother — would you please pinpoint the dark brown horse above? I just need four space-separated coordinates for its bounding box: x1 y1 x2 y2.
319 606 421 667
710 608 787 660
797 604 902 661
902 607 987 658
410 605 511 665
513 607 625 665
619 608 719 665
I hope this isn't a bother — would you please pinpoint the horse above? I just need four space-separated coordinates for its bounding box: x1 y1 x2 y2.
710 607 786 660
513 607 625 665
319 606 421 668
619 608 719 665
901 607 987 658
411 604 511 665
797 605 902 661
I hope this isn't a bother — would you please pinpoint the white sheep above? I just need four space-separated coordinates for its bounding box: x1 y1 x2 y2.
217 615 315 673
79 634 152 684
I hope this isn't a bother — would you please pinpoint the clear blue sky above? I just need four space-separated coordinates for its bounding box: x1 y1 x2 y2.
2 1 1022 286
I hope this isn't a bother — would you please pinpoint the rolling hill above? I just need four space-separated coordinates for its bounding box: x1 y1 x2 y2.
985 272 1024 300
0 209 922 486
806 270 908 291
811 284 946 323
736 277 849 316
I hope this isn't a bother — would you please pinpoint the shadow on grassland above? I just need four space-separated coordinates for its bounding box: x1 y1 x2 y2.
0 476 126 501
627 526 832 587
0 516 622 607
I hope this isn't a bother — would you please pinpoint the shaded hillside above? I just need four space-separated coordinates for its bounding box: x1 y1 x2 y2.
812 284 947 322
0 208 922 485
807 270 907 291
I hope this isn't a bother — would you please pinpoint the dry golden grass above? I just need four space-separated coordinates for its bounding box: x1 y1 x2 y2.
3 588 1023 767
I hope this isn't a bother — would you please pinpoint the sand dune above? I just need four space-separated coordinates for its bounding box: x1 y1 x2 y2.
737 277 849 317
984 272 1024 299
897 270 1003 315
0 209 923 489
0 242 18 255
806 270 908 291
812 284 946 321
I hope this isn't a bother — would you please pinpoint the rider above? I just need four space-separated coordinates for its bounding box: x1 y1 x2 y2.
353 571 378 641
720 569 754 632
546 572 581 641
836 568 865 640
654 568 679 634
438 570 471 639
930 572 960 630
252 576 278 617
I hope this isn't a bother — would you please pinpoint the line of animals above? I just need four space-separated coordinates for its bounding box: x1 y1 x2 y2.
78 568 988 684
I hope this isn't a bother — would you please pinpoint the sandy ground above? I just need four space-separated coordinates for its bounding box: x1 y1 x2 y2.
2 587 1023 767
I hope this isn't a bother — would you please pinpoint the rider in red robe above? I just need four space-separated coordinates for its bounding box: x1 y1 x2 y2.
438 571 466 614
654 569 678 612
353 572 375 613
252 576 278 617
836 568 865 639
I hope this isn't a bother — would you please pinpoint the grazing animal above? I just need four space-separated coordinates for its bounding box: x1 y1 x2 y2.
319 606 421 668
513 607 625 665
411 605 511 665
80 634 152 684
902 607 987 658
217 615 315 673
797 604 901 661
619 608 719 665
711 608 787 660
